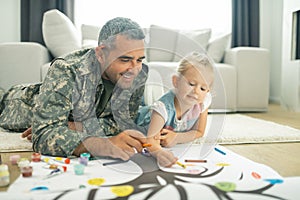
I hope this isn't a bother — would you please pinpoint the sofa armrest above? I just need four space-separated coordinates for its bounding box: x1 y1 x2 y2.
223 47 270 111
0 42 51 90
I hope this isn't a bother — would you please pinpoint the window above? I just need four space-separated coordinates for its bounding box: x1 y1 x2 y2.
292 10 300 60
75 0 231 37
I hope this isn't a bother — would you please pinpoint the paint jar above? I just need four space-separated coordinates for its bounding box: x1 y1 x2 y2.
0 164 10 187
74 164 85 175
9 154 20 165
31 153 41 162
20 166 33 177
18 158 30 168
79 153 90 166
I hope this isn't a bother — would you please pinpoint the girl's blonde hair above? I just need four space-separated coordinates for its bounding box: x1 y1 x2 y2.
177 52 214 87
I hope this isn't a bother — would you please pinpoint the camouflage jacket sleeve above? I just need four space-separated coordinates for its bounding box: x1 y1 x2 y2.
32 58 86 157
31 49 99 157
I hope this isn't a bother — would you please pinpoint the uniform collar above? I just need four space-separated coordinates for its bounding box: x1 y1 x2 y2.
76 48 102 76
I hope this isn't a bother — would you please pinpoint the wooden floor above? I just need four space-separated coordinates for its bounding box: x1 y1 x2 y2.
0 103 299 192
224 103 300 177
243 103 300 129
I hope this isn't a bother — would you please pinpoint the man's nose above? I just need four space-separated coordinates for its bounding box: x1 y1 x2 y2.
128 60 140 69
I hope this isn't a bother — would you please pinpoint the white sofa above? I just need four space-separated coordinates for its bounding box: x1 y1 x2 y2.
0 42 50 90
141 24 270 112
0 9 270 112
145 47 270 112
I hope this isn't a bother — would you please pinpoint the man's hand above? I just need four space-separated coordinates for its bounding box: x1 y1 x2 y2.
68 121 83 132
108 130 147 159
21 127 32 141
74 129 147 161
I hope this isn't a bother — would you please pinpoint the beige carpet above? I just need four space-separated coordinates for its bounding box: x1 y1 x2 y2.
0 128 32 152
199 114 300 144
1 114 300 152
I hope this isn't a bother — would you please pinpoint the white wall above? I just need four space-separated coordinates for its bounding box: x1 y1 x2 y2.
260 0 283 104
281 0 300 111
260 0 300 111
0 0 20 43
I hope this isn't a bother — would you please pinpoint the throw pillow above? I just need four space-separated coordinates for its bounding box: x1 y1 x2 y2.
81 24 100 48
147 25 178 62
207 33 231 63
42 9 81 57
173 28 211 61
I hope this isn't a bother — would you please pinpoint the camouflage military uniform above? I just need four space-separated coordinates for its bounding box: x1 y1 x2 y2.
32 48 148 156
0 83 41 131
0 87 5 114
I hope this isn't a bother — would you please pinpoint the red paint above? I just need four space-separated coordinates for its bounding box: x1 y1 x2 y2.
251 172 261 179
21 166 33 177
31 153 41 162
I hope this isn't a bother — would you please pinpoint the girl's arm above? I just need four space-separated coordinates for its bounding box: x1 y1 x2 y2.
160 108 209 147
145 110 178 167
146 110 165 151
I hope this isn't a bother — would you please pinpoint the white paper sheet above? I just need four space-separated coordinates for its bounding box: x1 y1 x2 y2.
1 145 299 200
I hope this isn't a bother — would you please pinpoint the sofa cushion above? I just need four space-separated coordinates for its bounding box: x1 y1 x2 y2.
81 24 100 48
147 25 178 62
42 9 81 57
207 33 231 63
147 25 212 62
41 62 51 81
173 28 211 61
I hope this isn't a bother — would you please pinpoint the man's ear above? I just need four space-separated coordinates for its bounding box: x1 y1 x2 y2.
172 75 179 88
95 45 106 63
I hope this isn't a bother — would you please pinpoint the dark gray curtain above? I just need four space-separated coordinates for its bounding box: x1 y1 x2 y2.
296 11 300 59
21 0 74 45
231 0 260 47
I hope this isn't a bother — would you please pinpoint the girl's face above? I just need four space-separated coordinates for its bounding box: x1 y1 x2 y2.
173 66 211 107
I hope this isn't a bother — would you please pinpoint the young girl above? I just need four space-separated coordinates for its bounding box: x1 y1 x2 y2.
136 52 214 167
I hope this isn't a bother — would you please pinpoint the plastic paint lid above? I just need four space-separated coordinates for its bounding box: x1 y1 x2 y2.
0 164 8 171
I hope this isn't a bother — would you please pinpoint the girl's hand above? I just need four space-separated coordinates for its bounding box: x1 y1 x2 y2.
159 128 177 147
151 149 178 168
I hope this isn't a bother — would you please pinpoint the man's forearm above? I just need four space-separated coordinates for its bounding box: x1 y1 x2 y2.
73 137 104 156
73 139 89 156
73 136 111 158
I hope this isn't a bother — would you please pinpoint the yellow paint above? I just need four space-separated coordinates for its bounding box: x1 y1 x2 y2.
87 178 105 186
111 185 134 197
216 163 230 167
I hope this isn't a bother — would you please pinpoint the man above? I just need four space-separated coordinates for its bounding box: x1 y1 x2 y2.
24 17 148 160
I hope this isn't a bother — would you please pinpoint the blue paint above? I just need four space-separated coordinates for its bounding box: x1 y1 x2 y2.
74 164 85 175
30 186 49 191
264 179 284 184
50 168 61 175
142 148 151 157
214 147 226 155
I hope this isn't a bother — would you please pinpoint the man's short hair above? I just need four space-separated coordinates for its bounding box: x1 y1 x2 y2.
98 17 145 47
